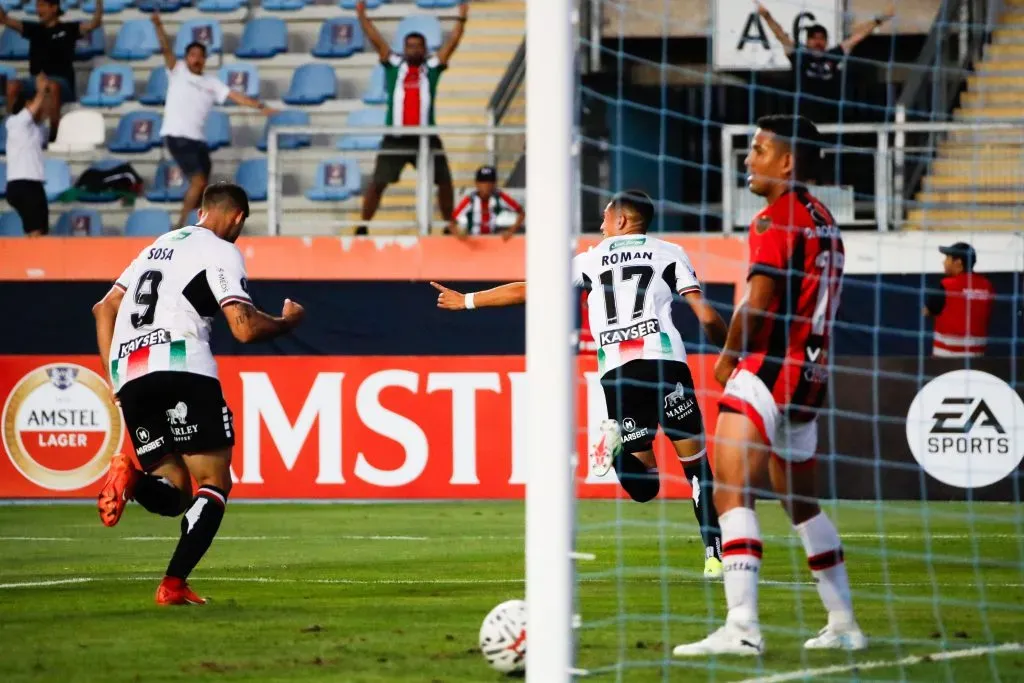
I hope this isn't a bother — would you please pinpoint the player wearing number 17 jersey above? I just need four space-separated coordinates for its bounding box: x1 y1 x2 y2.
91 183 304 606
674 115 863 658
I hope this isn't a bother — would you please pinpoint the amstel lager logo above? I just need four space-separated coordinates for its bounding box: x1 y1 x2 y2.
2 364 123 491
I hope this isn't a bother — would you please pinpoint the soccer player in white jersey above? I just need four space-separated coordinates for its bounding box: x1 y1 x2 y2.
431 191 729 577
92 183 304 606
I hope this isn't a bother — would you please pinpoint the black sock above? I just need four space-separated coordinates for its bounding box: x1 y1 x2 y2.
134 474 187 517
683 455 722 560
165 485 228 580
614 453 660 503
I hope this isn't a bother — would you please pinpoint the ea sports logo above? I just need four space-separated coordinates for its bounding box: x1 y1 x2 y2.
906 369 1024 489
2 364 123 491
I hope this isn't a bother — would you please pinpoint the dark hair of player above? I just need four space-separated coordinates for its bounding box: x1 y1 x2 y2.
609 189 655 232
185 41 208 57
203 182 250 219
756 114 822 183
405 32 426 46
805 24 828 41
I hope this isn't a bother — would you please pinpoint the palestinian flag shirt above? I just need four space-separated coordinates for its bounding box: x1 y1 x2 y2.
383 53 446 127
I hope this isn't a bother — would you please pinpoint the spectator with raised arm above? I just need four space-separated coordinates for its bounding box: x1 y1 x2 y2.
356 0 468 235
0 0 103 140
5 72 53 235
151 10 276 229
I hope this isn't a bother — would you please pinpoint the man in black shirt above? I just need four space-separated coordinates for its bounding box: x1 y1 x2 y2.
757 2 893 122
0 0 103 140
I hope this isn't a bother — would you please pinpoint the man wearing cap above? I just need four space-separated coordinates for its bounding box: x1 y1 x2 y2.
0 0 104 140
923 242 994 358
450 165 525 240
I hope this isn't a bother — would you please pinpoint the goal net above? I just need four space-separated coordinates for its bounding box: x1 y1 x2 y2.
527 0 1024 680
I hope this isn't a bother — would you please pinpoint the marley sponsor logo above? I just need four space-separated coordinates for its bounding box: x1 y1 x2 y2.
609 237 647 251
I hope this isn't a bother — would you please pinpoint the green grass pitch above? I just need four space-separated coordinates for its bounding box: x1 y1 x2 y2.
1 501 1022 682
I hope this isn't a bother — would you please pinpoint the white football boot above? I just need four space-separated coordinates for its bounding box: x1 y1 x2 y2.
588 419 622 477
804 623 868 651
673 622 765 657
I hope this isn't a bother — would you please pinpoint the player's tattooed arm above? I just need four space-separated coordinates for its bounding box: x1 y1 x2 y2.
431 281 526 310
92 286 126 390
682 291 728 349
223 300 304 343
715 274 776 386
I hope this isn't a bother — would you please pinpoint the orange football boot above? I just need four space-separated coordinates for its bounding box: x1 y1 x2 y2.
155 576 208 606
97 452 139 528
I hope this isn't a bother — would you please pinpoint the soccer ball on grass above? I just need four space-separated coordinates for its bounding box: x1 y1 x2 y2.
479 599 527 674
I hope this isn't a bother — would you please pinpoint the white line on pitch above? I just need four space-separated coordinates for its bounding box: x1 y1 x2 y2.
735 641 1024 683
0 578 93 589
0 535 429 542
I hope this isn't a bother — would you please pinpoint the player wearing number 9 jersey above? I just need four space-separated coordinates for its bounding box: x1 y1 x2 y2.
91 183 304 606
674 115 862 658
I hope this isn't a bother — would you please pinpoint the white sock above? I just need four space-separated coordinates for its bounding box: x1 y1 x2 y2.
795 512 855 628
719 507 762 628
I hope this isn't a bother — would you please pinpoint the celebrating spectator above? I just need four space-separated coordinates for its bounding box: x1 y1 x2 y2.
356 0 467 234
5 73 53 236
151 10 275 229
0 0 103 140
757 2 894 121
923 242 994 358
451 165 525 240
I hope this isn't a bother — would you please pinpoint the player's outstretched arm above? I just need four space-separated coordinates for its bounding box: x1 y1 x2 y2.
683 290 728 349
714 274 775 386
223 300 304 343
431 281 526 310
92 286 126 387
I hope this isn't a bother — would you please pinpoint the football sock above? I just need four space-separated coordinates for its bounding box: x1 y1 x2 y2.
796 512 855 628
133 474 187 517
682 452 722 560
613 452 660 503
720 506 762 627
166 485 228 580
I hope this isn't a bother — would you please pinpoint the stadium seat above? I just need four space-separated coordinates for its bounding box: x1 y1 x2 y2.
146 160 188 202
0 0 22 12
0 124 5 154
175 19 223 57
24 0 79 12
44 159 72 201
235 17 286 58
282 63 337 105
135 0 184 12
111 20 160 60
186 208 200 225
0 27 29 60
336 108 385 151
392 15 442 51
258 110 311 151
0 211 22 236
83 0 132 12
0 161 5 196
339 0 384 8
50 109 106 152
80 64 135 106
234 158 268 200
197 0 244 10
204 110 231 150
416 0 458 7
262 0 306 11
218 63 259 101
311 17 364 59
306 158 361 201
139 67 169 105
75 28 105 60
125 209 172 236
363 63 387 104
53 208 104 236
109 111 162 152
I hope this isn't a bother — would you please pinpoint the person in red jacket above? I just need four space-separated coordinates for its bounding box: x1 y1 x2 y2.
923 242 994 357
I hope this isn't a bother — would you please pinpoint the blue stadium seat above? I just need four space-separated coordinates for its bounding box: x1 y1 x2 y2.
76 28 105 60
83 0 132 12
111 20 160 60
175 19 223 57
311 17 363 58
0 125 5 154
418 0 459 7
0 28 29 60
363 63 386 104
139 67 169 105
125 209 172 236
54 209 104 236
257 110 311 151
0 0 22 12
306 158 361 201
235 17 287 58
135 0 184 12
205 110 231 150
0 211 22 236
197 0 243 10
218 63 259 102
234 158 268 200
282 63 336 105
146 160 188 202
109 111 162 152
186 209 200 225
44 159 72 201
336 108 385 151
81 64 135 106
24 0 78 11
262 0 305 10
339 0 384 8
0 64 13 108
392 15 442 51
0 161 6 196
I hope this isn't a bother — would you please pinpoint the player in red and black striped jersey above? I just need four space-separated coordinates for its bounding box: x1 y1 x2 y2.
674 115 865 658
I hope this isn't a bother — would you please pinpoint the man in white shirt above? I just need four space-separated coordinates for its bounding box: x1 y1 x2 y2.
151 11 275 229
5 73 52 235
